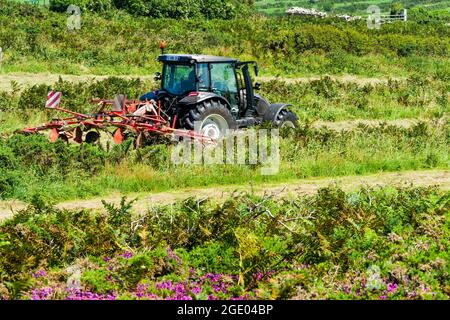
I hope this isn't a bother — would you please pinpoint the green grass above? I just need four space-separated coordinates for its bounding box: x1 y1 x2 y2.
0 74 447 202
0 121 448 202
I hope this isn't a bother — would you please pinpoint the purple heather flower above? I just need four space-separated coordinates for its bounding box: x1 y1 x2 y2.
174 283 186 294
191 287 202 295
253 272 264 281
231 275 239 281
379 295 387 300
420 285 430 292
66 288 117 300
31 287 54 300
166 246 182 264
156 280 174 291
33 269 47 279
387 283 398 293
103 256 111 262
230 296 246 300
361 281 366 290
121 251 133 259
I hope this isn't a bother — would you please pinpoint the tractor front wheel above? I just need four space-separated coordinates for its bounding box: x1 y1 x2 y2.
277 109 298 129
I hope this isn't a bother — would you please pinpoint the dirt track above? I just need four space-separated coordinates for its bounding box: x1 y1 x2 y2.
0 170 448 220
258 75 405 85
0 73 404 92
313 118 447 131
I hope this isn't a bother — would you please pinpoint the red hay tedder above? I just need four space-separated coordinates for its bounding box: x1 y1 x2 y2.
20 91 215 147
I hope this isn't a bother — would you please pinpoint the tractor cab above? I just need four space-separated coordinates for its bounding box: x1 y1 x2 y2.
156 54 261 118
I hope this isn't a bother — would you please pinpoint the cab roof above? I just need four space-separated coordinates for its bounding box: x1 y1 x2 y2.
158 54 239 64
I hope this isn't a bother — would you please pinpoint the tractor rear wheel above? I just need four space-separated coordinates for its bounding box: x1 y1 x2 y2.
183 100 236 139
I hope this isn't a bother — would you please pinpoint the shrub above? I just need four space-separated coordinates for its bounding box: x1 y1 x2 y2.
0 186 449 299
49 0 246 19
50 0 114 13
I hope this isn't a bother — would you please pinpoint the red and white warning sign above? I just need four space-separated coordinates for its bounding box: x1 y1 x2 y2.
46 91 62 109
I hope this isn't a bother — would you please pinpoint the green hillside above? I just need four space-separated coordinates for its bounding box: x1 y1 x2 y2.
255 0 450 16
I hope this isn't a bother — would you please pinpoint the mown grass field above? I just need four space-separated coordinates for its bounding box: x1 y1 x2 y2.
0 0 449 300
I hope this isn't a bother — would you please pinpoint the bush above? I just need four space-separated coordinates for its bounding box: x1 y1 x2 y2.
49 0 247 19
50 0 114 13
0 186 449 299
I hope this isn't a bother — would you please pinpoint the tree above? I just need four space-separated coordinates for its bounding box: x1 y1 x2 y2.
390 1 404 15
321 1 333 12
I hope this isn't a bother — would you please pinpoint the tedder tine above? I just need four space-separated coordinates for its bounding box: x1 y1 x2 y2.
135 132 144 149
113 128 125 144
73 126 83 143
50 128 59 143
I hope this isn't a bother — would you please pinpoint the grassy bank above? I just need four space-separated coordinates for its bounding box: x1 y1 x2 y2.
0 1 449 77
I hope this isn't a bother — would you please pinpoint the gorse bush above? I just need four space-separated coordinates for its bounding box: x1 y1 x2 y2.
8 77 152 113
259 76 448 121
49 0 250 19
0 134 108 199
50 0 114 13
0 186 448 299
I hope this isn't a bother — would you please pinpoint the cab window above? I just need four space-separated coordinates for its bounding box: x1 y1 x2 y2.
210 63 238 107
197 63 210 91
162 63 196 95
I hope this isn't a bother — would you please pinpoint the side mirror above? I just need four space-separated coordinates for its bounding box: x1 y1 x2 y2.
154 72 162 81
254 82 262 91
254 65 259 77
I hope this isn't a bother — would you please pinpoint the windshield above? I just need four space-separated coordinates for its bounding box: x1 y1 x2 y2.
162 63 196 95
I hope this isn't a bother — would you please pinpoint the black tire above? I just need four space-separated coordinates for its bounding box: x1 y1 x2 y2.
275 109 298 128
182 99 237 138
85 131 100 144
58 134 69 144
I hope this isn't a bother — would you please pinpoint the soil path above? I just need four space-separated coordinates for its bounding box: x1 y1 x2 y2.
0 73 405 92
313 118 447 131
1 170 448 220
257 75 405 85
